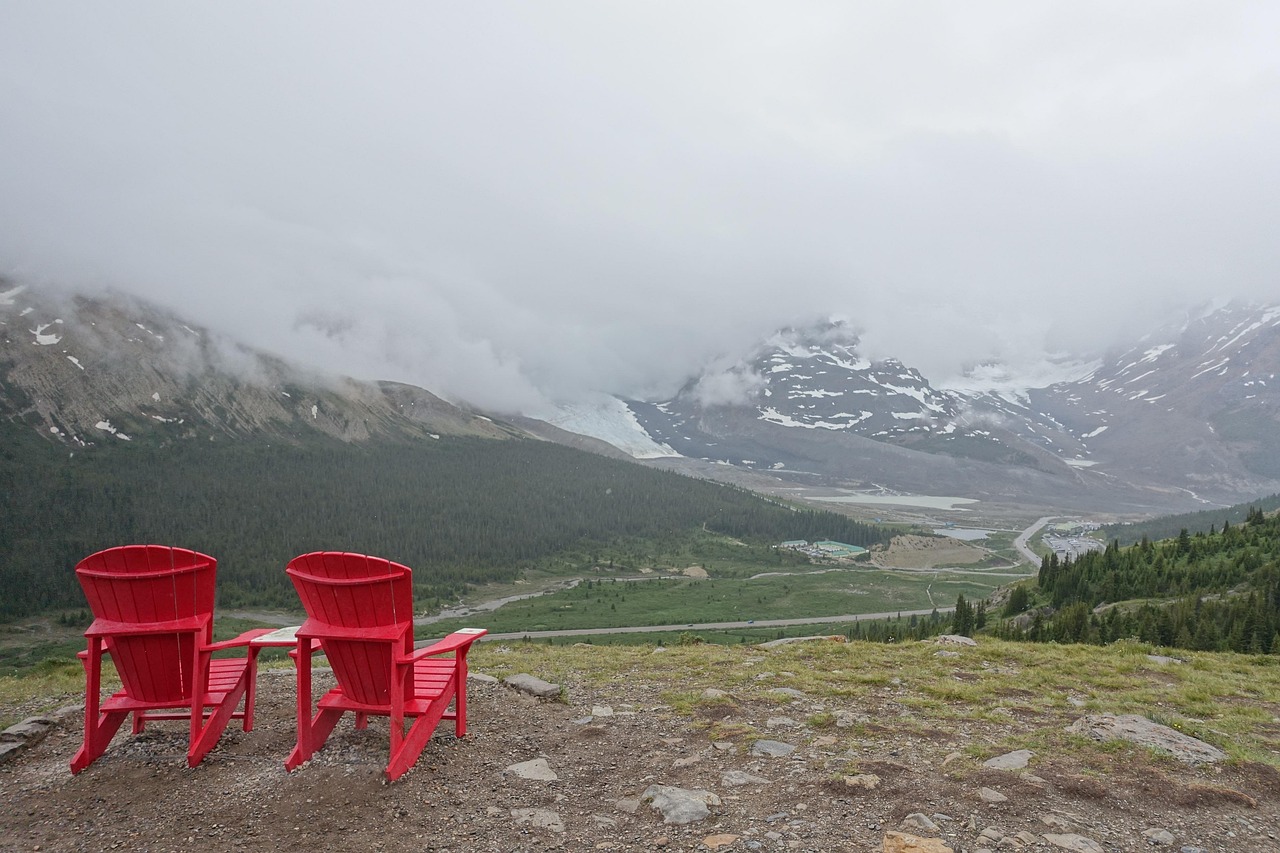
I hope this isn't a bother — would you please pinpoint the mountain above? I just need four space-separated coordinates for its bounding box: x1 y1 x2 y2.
572 308 1280 513
6 279 1280 516
0 281 514 446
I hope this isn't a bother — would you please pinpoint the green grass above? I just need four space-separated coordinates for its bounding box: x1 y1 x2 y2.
467 636 1280 768
6 631 1278 770
424 569 999 635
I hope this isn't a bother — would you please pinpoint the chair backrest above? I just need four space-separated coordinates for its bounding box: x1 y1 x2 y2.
285 552 415 707
75 545 217 704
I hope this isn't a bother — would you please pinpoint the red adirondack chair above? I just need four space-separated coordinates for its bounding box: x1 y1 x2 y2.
71 545 273 773
284 551 487 781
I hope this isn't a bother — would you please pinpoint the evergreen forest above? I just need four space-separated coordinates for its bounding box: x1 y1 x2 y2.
0 422 891 620
1000 508 1280 655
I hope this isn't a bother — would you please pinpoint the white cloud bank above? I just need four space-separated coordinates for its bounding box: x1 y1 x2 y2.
2 2 1278 411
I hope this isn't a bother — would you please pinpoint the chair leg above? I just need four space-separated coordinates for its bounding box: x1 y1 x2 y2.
387 687 454 782
70 710 130 774
242 647 262 732
285 708 343 771
187 672 251 768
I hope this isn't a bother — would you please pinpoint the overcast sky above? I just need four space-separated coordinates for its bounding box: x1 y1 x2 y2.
2 2 1278 412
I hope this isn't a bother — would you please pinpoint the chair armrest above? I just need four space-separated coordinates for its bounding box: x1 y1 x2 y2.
297 618 406 643
85 615 209 638
400 628 488 663
204 627 277 652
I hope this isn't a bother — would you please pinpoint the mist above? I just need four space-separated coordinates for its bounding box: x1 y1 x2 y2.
2 2 1278 412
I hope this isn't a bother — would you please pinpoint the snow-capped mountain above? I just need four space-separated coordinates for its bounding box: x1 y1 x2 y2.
6 278 1279 513
567 306 1280 511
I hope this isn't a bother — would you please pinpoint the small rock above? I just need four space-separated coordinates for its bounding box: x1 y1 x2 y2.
1142 828 1175 846
702 688 730 700
1066 714 1225 765
511 808 565 833
834 710 865 728
750 740 796 758
983 749 1034 770
0 717 55 744
702 834 741 850
882 831 954 853
722 770 773 786
935 634 978 646
503 757 558 781
844 774 881 790
757 635 845 649
502 673 561 699
591 705 614 717
903 813 940 833
467 672 500 684
1043 833 1104 853
980 787 1008 803
770 687 807 700
641 784 722 825
0 742 25 765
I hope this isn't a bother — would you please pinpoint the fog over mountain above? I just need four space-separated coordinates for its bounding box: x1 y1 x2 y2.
2 3 1278 414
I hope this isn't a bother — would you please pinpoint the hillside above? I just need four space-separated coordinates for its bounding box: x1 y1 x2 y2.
0 418 892 620
0 282 511 445
1007 510 1280 655
1101 493 1280 545
2 638 1277 851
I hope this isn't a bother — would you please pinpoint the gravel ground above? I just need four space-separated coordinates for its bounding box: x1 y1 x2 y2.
2 665 1278 852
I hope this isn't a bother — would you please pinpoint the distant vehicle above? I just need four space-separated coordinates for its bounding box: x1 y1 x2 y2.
747 620 755 624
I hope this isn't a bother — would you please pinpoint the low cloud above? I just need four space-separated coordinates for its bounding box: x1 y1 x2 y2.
2 4 1278 412
691 365 768 408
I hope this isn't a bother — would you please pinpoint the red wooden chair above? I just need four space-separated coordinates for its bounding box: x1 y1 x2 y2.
71 545 273 773
284 551 487 781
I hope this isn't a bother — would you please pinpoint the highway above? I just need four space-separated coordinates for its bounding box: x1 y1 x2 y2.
480 606 953 642
1013 516 1055 566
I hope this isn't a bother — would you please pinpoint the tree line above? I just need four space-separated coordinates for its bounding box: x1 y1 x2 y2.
0 423 893 619
996 508 1280 655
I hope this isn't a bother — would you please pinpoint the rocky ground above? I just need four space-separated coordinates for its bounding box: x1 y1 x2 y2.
2 653 1278 853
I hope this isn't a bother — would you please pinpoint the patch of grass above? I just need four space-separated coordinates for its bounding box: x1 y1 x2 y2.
469 637 1280 769
427 570 995 636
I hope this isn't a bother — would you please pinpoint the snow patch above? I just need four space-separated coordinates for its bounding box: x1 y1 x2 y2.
31 322 63 345
67 356 84 370
94 420 132 441
546 398 680 459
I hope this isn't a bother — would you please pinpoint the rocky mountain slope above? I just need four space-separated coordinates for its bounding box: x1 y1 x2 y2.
0 282 515 447
6 279 1278 515
611 307 1280 512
